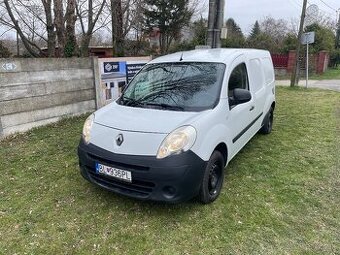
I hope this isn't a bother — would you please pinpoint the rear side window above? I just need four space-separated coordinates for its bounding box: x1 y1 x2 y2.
228 63 249 97
249 58 264 92
262 57 274 85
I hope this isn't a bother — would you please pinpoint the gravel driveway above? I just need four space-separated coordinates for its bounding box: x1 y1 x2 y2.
277 79 340 92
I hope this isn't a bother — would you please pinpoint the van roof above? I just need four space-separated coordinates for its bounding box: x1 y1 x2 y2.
149 48 270 65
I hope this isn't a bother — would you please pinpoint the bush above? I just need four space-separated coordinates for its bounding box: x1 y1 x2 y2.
124 40 152 57
168 40 195 53
329 49 340 68
64 38 79 57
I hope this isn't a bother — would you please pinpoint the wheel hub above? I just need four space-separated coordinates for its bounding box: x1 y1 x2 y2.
208 164 221 195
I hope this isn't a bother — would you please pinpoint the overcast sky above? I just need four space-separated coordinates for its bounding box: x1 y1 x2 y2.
1 0 339 40
217 0 339 34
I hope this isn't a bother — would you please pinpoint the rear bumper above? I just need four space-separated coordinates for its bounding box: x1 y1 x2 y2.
78 139 207 203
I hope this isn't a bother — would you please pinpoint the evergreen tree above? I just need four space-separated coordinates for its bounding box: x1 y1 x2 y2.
143 0 193 54
249 21 260 39
222 18 245 48
225 18 244 38
282 34 298 53
191 18 207 46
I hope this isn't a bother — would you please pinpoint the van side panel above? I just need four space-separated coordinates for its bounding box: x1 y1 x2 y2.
261 56 276 120
247 58 267 132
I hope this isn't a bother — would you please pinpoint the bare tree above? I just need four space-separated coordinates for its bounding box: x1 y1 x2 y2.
76 0 108 56
1 0 79 57
260 16 289 45
127 0 145 50
1 0 43 56
103 0 144 56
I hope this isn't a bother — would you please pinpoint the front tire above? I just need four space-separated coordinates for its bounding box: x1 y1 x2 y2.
198 151 225 204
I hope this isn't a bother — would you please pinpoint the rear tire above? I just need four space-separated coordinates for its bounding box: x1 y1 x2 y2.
260 107 274 134
198 151 225 204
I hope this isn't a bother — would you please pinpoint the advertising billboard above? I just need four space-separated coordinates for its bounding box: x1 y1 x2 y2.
98 56 152 107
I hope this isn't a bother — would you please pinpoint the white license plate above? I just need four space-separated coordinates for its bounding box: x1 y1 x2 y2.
95 163 132 182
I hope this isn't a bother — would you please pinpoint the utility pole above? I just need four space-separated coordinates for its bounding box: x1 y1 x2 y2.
207 0 216 47
290 0 308 87
207 0 225 48
336 9 340 49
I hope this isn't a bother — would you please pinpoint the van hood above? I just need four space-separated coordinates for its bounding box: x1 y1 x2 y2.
94 101 204 134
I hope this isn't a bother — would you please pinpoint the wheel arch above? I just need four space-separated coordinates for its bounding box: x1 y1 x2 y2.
271 101 276 110
214 143 228 166
261 100 275 126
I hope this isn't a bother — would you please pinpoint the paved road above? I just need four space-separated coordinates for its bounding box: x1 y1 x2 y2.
277 80 340 92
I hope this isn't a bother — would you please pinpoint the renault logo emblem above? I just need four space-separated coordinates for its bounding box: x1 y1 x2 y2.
116 134 124 146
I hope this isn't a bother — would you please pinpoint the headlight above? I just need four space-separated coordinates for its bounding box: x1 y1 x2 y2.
157 126 196 159
82 114 94 144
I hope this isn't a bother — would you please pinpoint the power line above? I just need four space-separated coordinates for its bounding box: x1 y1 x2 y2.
288 0 302 17
306 0 337 18
316 0 337 12
291 0 302 8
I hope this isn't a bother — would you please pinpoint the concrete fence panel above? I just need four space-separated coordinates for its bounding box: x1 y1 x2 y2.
0 57 97 138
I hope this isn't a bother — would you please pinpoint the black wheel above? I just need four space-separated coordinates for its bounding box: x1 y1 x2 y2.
260 107 274 134
198 151 225 204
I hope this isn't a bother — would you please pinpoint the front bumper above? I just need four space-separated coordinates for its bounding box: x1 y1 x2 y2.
78 139 207 203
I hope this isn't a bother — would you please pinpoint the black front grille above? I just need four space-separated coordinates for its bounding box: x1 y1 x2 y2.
87 153 150 172
85 166 155 198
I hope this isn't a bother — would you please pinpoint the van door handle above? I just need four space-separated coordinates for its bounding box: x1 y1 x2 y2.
249 106 255 111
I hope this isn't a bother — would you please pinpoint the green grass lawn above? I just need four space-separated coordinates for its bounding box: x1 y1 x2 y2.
309 66 340 80
276 66 340 81
0 87 339 254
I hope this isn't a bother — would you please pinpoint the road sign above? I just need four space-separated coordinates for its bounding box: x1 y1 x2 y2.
301 32 315 45
305 4 319 27
301 31 315 89
2 63 17 71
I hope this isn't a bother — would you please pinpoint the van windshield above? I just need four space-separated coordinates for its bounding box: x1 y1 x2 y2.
118 62 225 112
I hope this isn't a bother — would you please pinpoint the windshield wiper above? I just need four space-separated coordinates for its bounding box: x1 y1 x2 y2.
120 96 184 111
120 96 144 106
143 102 184 111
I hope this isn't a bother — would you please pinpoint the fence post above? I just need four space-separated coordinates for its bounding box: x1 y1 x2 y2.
91 56 102 109
316 51 329 74
287 50 296 73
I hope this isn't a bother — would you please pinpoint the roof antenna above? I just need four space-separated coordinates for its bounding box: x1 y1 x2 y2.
179 52 184 61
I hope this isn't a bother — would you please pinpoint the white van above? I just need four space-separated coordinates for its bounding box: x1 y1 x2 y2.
78 49 276 204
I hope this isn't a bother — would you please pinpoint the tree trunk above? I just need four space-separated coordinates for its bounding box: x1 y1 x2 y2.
41 0 56 57
159 32 166 55
64 0 78 57
80 34 91 57
111 0 124 56
54 0 65 56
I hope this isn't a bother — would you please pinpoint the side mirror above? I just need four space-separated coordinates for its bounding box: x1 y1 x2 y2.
230 88 251 106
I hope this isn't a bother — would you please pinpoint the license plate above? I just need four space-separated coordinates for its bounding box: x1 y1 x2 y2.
95 163 132 182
